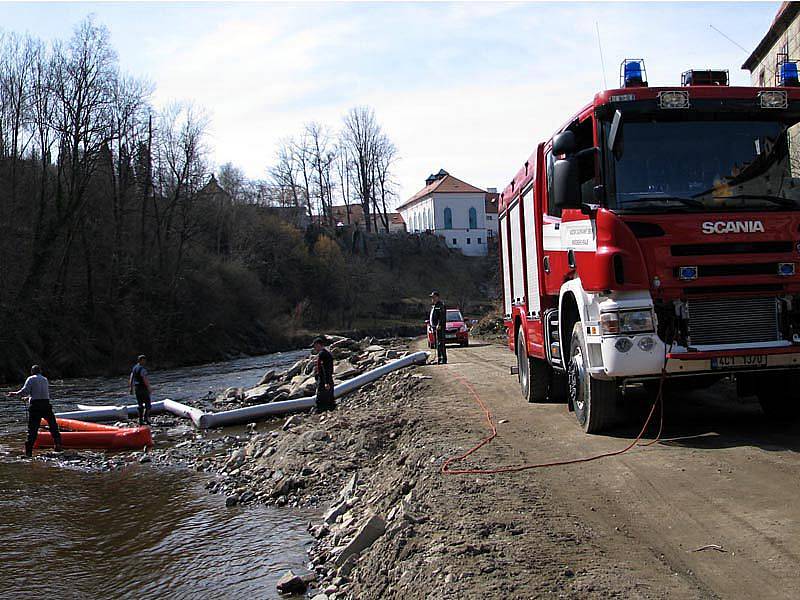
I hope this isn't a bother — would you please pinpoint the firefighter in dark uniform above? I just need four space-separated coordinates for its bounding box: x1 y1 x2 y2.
430 291 448 364
313 337 336 411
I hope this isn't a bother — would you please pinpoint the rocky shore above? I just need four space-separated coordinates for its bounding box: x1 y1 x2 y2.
28 333 675 600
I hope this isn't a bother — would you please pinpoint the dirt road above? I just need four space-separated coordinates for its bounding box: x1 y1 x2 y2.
425 339 800 599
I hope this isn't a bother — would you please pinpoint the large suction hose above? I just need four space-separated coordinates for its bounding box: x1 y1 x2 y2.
64 351 429 429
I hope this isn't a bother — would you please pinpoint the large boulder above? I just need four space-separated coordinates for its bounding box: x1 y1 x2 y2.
334 514 386 566
257 369 277 386
243 383 280 403
276 568 316 594
334 362 360 380
285 359 305 379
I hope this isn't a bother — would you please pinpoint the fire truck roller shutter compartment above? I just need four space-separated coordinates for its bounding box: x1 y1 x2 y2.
509 202 525 306
500 212 513 317
522 188 542 315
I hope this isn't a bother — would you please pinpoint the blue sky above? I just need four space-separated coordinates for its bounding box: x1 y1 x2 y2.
1 2 781 205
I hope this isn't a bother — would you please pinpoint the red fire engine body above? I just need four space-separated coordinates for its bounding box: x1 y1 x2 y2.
499 64 800 433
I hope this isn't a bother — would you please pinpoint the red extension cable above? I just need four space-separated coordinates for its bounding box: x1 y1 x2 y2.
440 367 666 476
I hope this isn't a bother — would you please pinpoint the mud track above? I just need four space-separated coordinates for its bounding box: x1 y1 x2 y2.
425 339 800 598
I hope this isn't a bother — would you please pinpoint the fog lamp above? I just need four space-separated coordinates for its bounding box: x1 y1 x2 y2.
615 338 633 353
638 337 655 352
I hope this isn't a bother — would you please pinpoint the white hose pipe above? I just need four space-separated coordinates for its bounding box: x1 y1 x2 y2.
161 399 206 428
55 406 130 422
196 397 317 429
194 351 428 429
65 350 429 429
76 401 167 418
332 351 428 398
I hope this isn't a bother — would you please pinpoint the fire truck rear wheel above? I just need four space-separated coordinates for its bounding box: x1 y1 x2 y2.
568 322 617 433
517 327 549 403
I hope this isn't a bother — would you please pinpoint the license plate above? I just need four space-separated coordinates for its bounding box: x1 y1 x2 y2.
446 334 456 339
711 355 768 370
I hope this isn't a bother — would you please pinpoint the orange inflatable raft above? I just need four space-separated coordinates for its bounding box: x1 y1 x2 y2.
35 418 153 450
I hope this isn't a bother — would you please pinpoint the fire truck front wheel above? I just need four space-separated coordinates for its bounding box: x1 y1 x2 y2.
517 327 549 403
568 322 617 433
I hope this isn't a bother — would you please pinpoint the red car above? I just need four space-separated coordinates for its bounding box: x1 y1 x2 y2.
427 309 470 348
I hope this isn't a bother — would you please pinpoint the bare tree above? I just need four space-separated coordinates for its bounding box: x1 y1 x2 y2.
335 143 353 224
270 137 302 209
305 121 336 225
341 106 383 233
375 134 397 232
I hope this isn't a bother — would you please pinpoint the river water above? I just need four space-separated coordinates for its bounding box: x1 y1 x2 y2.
0 350 314 600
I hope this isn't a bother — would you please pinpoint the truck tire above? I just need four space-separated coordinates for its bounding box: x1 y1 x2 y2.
517 327 549 403
568 322 617 433
757 373 800 421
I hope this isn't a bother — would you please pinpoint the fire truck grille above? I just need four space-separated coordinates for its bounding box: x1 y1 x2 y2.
688 297 779 346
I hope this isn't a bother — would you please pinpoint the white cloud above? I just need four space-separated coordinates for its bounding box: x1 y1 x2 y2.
122 2 778 204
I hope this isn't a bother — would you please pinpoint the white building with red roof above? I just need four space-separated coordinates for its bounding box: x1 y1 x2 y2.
397 169 491 256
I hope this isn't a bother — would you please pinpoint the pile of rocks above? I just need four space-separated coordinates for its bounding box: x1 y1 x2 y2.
216 336 414 409
300 376 436 600
202 367 428 510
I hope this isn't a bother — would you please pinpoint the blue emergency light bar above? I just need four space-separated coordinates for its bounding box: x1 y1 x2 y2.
780 61 800 87
620 59 648 88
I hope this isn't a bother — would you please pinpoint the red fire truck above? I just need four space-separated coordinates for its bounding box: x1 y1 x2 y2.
499 59 800 433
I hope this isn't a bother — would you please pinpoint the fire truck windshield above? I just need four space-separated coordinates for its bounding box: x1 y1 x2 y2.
606 119 800 212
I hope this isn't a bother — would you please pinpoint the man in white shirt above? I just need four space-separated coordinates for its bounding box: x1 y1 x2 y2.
8 365 62 457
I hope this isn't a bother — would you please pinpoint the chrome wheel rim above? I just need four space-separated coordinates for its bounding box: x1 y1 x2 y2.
518 334 528 392
569 346 586 413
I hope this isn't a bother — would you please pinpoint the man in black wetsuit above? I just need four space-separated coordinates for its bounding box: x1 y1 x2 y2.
429 291 448 365
313 337 336 412
8 365 63 457
129 355 152 425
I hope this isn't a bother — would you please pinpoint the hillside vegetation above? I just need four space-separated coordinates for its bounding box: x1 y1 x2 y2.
0 19 494 382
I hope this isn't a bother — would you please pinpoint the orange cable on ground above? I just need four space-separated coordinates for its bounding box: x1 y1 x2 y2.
440 367 665 475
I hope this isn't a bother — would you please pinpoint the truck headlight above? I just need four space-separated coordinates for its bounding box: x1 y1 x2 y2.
600 310 654 335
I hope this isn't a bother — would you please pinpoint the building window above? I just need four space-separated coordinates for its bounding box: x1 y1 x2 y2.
444 207 453 229
452 238 457 245
469 207 477 229
478 238 482 244
759 67 766 87
487 215 493 221
466 237 471 244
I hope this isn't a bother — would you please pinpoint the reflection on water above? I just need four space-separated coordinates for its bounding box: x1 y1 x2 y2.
0 351 314 599
0 462 313 599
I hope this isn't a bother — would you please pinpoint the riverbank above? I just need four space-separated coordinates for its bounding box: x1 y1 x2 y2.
189 337 693 599
18 335 800 599
23 335 668 599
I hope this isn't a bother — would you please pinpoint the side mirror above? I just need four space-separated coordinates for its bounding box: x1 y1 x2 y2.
552 131 576 156
553 157 579 209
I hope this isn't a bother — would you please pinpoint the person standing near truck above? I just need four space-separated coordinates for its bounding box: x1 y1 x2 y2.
7 365 62 457
129 355 152 425
430 291 448 365
313 337 336 412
